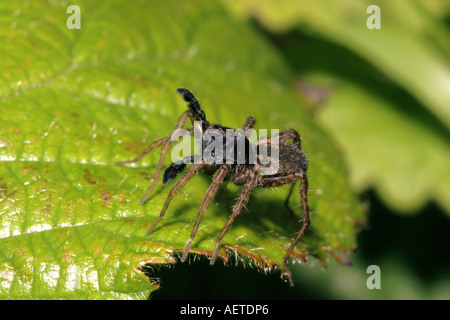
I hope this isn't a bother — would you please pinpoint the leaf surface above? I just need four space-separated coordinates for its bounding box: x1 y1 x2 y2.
0 0 365 299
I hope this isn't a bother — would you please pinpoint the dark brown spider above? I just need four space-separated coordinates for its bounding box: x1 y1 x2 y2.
115 88 310 285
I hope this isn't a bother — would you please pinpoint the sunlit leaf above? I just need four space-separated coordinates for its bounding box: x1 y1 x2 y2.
0 0 364 299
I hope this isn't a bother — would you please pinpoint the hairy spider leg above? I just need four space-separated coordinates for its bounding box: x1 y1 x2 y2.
275 128 308 225
176 88 210 130
139 111 196 205
117 88 208 205
284 182 297 217
279 129 301 145
114 112 197 205
181 166 230 262
210 171 259 265
256 128 301 147
282 171 310 286
140 88 209 203
114 137 169 166
146 163 204 236
242 116 256 131
256 171 309 286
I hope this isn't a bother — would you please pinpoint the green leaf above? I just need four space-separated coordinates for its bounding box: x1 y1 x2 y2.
0 0 364 299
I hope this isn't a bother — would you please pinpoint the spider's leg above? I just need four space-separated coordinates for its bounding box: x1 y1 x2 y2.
284 182 297 217
210 171 258 265
242 117 256 131
269 129 300 145
282 171 310 286
256 129 300 149
146 163 204 236
140 111 195 205
278 129 300 146
177 88 210 128
114 137 169 166
181 167 230 262
256 171 309 285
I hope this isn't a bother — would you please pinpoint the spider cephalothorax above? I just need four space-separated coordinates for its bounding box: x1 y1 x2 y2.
116 88 310 285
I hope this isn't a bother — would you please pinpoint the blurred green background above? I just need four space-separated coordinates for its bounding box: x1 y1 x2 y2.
150 0 450 300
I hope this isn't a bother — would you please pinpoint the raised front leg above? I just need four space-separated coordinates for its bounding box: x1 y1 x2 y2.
139 111 197 204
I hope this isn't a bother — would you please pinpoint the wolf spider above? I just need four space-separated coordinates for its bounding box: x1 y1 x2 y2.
115 88 310 285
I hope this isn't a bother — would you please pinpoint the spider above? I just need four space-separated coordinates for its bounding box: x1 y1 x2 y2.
115 88 310 285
